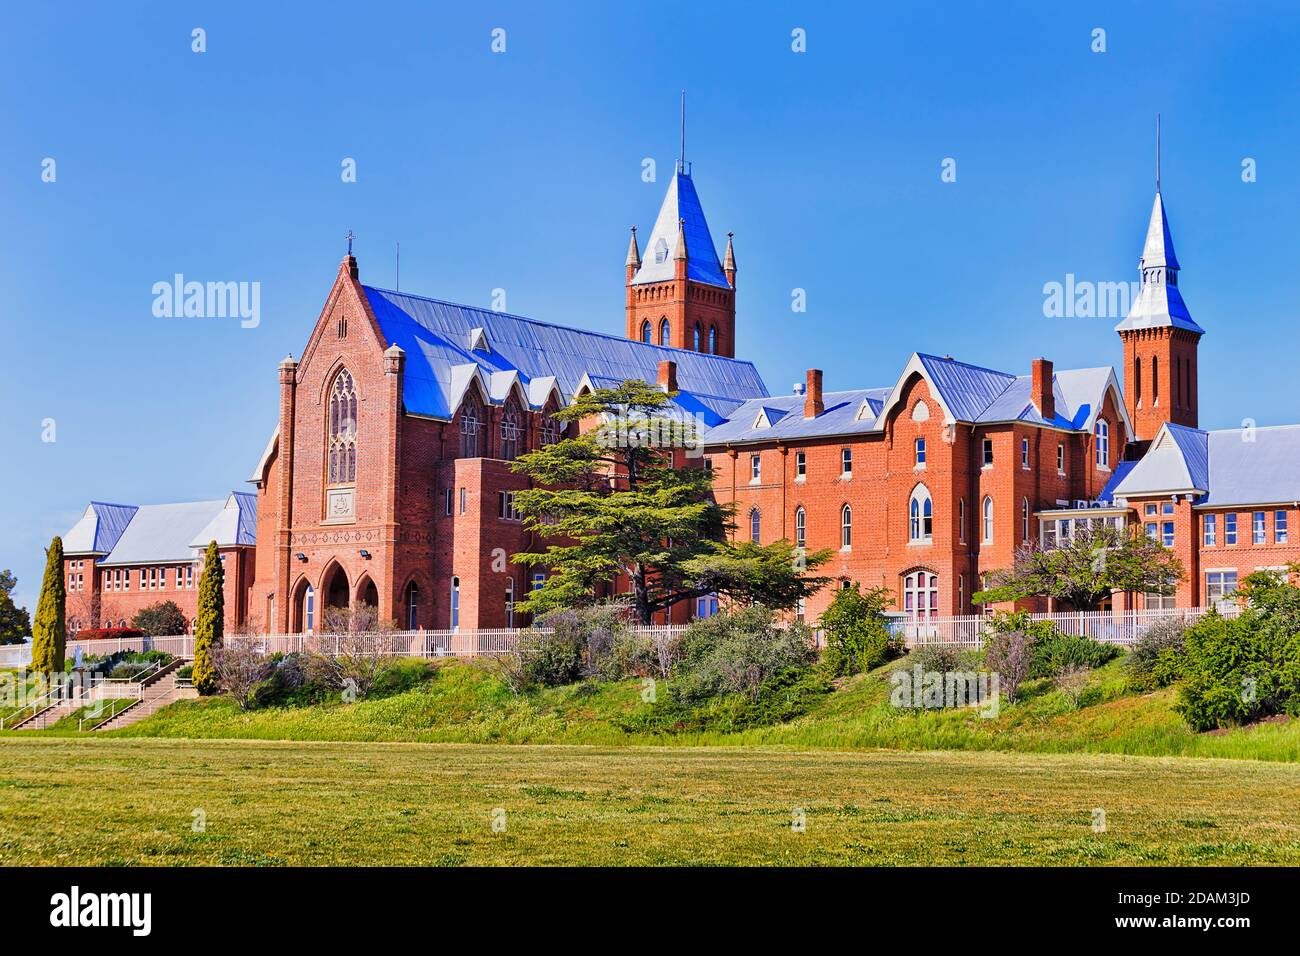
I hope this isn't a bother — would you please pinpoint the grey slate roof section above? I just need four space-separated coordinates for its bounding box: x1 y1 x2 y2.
63 502 139 556
630 172 730 288
704 388 890 444
64 494 257 567
363 287 767 421
1201 425 1300 506
1112 423 1300 506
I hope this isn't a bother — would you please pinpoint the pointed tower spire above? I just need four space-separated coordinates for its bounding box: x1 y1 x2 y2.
1115 128 1205 443
673 217 688 261
723 231 736 285
625 225 641 270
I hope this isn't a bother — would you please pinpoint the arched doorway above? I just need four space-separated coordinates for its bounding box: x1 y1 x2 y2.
404 581 420 630
357 576 378 610
291 579 315 633
322 563 350 613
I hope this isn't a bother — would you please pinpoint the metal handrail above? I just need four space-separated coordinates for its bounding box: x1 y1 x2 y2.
79 697 138 732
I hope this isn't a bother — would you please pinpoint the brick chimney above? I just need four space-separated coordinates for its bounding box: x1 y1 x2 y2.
804 368 824 419
1032 358 1054 421
657 359 678 393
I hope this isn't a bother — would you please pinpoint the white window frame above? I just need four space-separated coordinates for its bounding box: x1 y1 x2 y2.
982 496 994 543
1095 419 1110 468
909 485 933 542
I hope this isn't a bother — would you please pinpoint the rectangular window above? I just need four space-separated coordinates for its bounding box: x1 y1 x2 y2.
1145 522 1158 541
795 451 806 477
444 488 453 516
1057 444 1064 473
915 438 926 465
1253 511 1266 544
1021 438 1029 469
983 438 993 466
1203 513 1217 547
1205 570 1238 608
841 448 852 476
77 573 83 591
498 491 521 521
532 573 545 591
750 454 760 481
459 487 467 515
1146 591 1176 611
1162 522 1175 547
1276 511 1289 544
149 567 157 590
186 566 194 589
1162 502 1175 516
1225 513 1237 545
1145 503 1158 517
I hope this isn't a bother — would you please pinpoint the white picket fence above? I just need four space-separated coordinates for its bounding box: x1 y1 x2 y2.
0 607 1240 669
27 625 694 663
894 605 1241 649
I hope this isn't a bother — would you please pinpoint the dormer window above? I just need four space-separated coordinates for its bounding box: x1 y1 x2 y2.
654 238 669 263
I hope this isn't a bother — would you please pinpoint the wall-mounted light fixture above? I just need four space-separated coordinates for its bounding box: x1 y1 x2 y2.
295 552 307 562
359 550 371 559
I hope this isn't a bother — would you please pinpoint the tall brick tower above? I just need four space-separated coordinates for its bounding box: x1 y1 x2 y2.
1115 188 1204 443
625 165 737 357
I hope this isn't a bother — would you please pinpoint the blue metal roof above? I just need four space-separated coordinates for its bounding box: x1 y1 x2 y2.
63 502 139 555
1166 423 1210 492
1098 460 1138 502
705 388 890 444
917 354 1017 422
630 172 730 288
364 287 767 420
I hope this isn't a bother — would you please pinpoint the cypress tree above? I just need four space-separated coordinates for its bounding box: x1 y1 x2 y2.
192 540 224 695
30 536 66 674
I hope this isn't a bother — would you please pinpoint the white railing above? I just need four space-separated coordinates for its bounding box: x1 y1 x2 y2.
60 625 693 661
0 644 32 669
895 605 1241 649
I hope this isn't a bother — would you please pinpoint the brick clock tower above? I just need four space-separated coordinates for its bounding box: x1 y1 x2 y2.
625 164 737 357
1115 189 1205 443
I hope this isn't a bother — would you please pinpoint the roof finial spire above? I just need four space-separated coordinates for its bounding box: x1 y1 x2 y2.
679 89 686 175
1156 112 1161 194
346 229 355 255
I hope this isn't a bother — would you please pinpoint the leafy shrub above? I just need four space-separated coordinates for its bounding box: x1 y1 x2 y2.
73 628 145 641
1175 607 1300 731
131 601 187 636
1030 632 1121 679
518 626 585 687
819 584 901 676
669 607 816 707
1126 616 1188 690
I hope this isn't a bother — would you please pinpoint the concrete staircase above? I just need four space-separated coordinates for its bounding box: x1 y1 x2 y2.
15 696 85 730
89 668 197 731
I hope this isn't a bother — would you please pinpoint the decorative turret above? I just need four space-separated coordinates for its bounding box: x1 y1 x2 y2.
623 168 737 357
1115 188 1204 442
624 226 641 282
723 232 736 286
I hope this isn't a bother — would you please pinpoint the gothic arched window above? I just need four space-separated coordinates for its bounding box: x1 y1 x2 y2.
909 484 933 541
795 507 807 549
500 400 520 461
708 326 717 353
658 318 670 346
328 369 357 484
640 320 652 343
749 507 761 543
694 323 702 351
460 394 481 458
540 406 562 446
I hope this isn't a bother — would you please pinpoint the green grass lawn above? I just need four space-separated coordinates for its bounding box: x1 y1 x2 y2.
77 656 1300 763
1 738 1298 865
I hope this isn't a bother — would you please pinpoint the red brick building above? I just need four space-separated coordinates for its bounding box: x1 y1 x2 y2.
60 494 256 634
56 170 1300 633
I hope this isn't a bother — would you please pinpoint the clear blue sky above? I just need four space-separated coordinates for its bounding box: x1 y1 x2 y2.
3 0 1298 612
